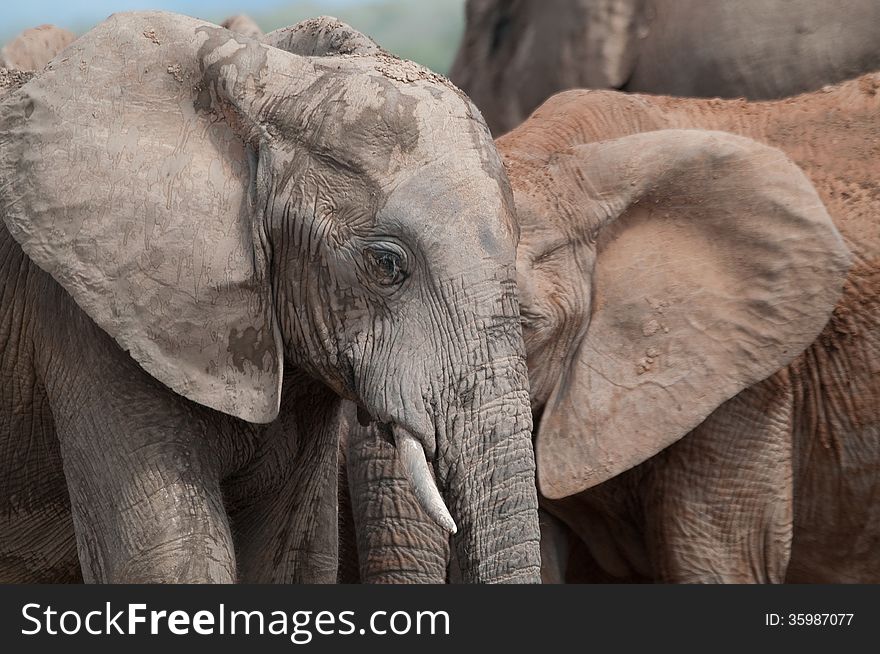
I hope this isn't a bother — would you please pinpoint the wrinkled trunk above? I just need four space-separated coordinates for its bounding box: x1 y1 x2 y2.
347 366 541 584
441 387 540 583
346 422 450 583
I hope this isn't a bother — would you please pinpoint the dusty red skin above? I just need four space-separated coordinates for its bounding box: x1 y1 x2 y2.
347 73 880 584
499 74 880 583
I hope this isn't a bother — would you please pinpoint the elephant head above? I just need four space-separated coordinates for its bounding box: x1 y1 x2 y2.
0 12 541 583
344 97 851 581
503 124 850 497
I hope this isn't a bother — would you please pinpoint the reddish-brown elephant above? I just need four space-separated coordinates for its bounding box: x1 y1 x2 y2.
347 72 880 583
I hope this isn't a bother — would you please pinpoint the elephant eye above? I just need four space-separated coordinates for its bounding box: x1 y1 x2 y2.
363 243 408 287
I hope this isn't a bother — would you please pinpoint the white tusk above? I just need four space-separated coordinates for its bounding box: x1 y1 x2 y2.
393 427 458 535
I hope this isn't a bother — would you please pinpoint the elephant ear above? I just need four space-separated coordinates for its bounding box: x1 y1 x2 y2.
529 129 850 499
0 12 287 423
262 16 381 57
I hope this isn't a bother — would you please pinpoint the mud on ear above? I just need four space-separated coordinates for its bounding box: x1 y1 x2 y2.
533 130 850 499
262 16 381 57
0 12 288 423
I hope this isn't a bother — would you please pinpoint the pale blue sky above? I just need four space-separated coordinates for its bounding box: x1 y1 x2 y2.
2 0 466 74
2 0 363 39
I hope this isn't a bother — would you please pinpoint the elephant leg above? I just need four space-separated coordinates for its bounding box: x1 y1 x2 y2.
41 315 236 583
643 374 794 583
229 445 339 583
0 378 80 582
227 379 342 583
54 399 235 584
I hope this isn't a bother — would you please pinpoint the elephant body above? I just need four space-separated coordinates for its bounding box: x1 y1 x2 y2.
0 13 542 583
507 76 878 583
0 24 76 72
347 73 878 583
0 230 344 582
451 0 880 134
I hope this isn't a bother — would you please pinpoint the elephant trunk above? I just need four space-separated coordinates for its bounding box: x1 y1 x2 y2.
440 382 541 584
347 271 540 582
347 426 451 584
347 364 541 584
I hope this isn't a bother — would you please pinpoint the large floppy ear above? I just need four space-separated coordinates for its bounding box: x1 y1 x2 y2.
527 130 850 499
0 12 293 423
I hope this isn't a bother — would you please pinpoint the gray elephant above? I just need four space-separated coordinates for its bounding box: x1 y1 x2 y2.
0 24 76 72
346 71 880 583
451 0 880 134
0 12 541 583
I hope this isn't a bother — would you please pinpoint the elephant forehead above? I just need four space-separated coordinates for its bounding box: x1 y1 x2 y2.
379 156 517 256
275 56 499 177
358 69 514 237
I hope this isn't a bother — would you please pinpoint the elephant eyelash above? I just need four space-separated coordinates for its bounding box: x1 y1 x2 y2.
362 242 410 287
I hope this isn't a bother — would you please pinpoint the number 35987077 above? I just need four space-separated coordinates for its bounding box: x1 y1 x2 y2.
765 613 854 626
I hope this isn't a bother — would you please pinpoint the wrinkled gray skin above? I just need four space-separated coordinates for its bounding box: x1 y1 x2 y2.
344 85 873 583
0 24 76 72
342 413 451 582
0 13 540 583
451 0 880 134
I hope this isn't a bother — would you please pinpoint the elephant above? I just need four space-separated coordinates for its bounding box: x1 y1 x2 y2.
345 71 880 583
0 12 542 583
450 0 880 135
0 24 76 72
221 14 263 39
